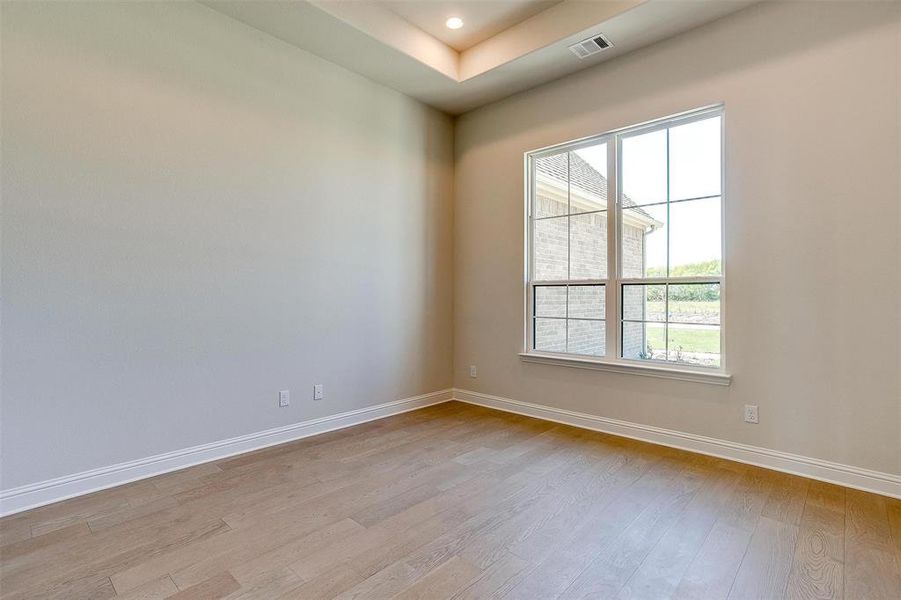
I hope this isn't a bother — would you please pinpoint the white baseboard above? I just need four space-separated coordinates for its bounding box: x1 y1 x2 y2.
453 388 901 499
5 386 897 517
0 389 454 517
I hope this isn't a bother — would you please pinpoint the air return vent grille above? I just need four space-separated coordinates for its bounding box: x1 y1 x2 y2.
568 34 613 59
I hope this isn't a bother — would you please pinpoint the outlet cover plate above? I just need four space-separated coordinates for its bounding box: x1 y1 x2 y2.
744 404 759 424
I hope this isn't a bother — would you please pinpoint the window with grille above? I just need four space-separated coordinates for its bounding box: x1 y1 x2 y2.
526 106 724 371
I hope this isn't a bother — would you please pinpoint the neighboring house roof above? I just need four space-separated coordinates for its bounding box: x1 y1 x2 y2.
536 152 660 227
538 151 608 200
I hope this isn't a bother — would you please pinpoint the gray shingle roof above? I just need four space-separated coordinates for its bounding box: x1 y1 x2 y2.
536 151 651 216
537 152 607 200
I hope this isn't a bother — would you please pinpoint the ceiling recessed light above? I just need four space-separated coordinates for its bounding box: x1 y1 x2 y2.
445 17 464 30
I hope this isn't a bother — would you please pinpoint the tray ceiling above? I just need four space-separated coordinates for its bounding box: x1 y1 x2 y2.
203 0 756 115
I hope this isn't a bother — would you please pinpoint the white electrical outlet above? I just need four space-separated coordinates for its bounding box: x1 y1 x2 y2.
469 365 477 378
313 384 324 401
279 390 290 407
744 404 759 424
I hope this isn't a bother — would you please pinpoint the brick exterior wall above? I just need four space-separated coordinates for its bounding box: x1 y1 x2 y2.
533 190 647 357
620 224 647 359
620 223 645 279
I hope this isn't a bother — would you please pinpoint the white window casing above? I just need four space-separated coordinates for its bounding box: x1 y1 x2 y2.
523 105 731 385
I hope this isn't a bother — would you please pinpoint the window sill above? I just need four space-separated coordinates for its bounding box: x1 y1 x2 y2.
518 352 732 386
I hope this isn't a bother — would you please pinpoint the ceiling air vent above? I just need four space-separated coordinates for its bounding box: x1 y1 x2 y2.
568 34 613 59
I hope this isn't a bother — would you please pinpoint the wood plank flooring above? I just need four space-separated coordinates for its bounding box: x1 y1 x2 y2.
1 401 900 599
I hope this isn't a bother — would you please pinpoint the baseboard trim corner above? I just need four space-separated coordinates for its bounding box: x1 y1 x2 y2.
0 388 454 517
452 388 901 499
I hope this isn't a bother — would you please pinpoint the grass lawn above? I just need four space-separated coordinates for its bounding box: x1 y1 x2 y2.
645 324 720 353
639 300 720 354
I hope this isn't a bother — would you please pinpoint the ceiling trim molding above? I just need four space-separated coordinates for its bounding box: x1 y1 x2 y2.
308 0 460 80
458 0 644 81
202 0 758 114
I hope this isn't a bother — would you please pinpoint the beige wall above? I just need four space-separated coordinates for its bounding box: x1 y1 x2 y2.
1 1 454 489
454 1 901 475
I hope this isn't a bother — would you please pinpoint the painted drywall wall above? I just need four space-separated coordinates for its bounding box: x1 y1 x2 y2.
454 1 901 475
0 1 454 490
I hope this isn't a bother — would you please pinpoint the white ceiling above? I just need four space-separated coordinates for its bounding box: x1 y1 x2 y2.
379 0 562 51
203 0 757 115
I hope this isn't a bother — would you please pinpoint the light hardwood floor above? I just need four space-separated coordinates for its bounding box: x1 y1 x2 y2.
2 401 900 599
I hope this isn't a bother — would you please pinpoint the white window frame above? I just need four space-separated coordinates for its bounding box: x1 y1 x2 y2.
521 105 731 385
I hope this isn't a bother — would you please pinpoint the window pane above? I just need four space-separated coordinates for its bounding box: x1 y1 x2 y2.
622 128 666 206
570 212 607 279
533 216 568 280
622 321 665 361
669 116 721 201
622 284 665 322
669 197 721 276
569 144 608 214
668 284 720 325
567 319 605 357
534 318 566 352
535 285 566 318
568 285 605 319
534 153 568 218
667 324 720 367
621 204 666 278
